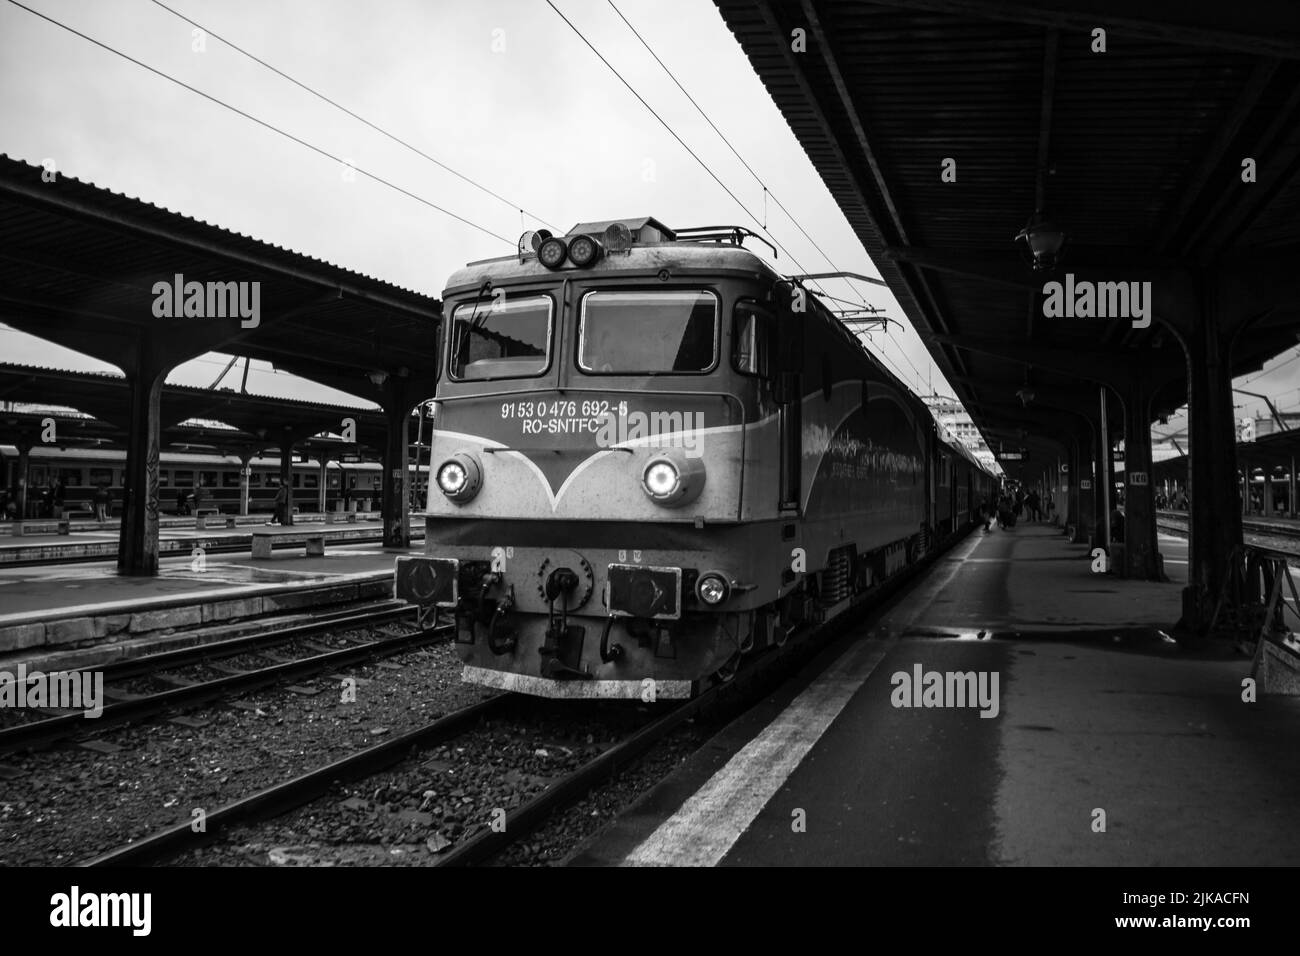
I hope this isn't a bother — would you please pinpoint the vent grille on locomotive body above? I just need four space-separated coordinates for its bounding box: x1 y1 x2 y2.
395 216 996 699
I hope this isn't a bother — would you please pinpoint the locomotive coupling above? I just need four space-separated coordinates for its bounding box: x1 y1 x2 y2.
544 567 580 602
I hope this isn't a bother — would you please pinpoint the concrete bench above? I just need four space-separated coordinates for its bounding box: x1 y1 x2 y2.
11 520 70 537
251 529 326 560
193 508 227 530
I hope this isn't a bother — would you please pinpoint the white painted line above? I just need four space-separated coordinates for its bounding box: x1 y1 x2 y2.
621 637 892 867
621 533 982 867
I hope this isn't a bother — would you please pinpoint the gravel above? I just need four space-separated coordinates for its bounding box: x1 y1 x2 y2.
0 627 480 865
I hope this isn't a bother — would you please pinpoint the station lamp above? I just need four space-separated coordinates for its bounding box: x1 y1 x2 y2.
1015 210 1066 272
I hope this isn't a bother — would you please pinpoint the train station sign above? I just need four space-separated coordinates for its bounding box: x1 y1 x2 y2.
1130 472 1148 485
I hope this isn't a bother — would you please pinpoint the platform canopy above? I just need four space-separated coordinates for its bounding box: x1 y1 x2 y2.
0 155 443 571
715 0 1300 613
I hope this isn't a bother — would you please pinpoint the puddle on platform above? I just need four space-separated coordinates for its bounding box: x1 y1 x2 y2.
164 565 335 585
899 626 1191 657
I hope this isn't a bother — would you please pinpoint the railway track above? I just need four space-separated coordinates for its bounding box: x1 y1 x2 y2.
74 525 973 867
0 602 444 754
1157 509 1300 538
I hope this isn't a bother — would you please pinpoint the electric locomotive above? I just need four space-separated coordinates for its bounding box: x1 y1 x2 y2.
395 216 991 698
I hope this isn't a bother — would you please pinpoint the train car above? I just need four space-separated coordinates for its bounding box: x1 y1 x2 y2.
395 217 994 698
0 445 402 518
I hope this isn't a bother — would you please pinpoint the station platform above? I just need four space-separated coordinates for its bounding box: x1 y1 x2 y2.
573 523 1300 867
0 513 408 565
0 537 423 664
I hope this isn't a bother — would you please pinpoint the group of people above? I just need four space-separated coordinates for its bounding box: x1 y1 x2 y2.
0 480 113 522
981 486 1050 532
1156 490 1188 511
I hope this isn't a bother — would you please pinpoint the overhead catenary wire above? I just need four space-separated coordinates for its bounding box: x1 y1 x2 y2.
600 0 929 393
5 0 515 246
145 0 559 234
549 0 921 389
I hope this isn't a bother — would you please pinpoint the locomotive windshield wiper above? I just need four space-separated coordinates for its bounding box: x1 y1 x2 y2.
451 280 493 360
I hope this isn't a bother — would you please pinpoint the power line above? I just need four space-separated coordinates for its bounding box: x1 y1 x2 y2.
603 0 927 393
6 0 514 246
146 0 558 234
1239 347 1300 386
545 2 806 270
606 2 872 294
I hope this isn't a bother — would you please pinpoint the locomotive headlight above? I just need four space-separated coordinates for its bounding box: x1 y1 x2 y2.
436 452 482 503
643 460 679 498
537 236 568 269
640 451 706 508
567 234 603 268
697 573 730 605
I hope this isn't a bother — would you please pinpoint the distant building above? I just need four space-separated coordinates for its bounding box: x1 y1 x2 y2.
922 393 989 453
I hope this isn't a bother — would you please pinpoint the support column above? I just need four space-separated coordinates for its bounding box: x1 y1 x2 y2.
1077 431 1096 546
15 443 31 520
118 360 168 576
1122 383 1161 580
279 431 295 527
238 451 252 517
1067 439 1081 539
1092 404 1109 550
1290 455 1296 518
381 382 414 550
317 453 328 514
1182 304 1243 633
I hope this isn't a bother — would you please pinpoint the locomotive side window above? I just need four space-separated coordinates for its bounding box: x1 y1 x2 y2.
732 300 772 377
578 290 717 374
449 293 553 381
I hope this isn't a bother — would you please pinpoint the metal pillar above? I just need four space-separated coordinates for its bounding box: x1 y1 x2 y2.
280 434 296 530
1077 433 1096 546
118 358 168 576
1094 393 1110 551
239 452 252 517
382 382 414 550
15 443 30 520
1290 455 1296 518
317 453 328 514
1181 307 1243 633
1122 382 1160 580
1067 441 1082 538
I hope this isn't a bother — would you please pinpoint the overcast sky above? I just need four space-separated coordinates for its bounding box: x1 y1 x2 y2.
1 0 1296 435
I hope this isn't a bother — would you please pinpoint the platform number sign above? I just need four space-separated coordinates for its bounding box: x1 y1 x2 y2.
1130 471 1148 486
1080 479 1093 490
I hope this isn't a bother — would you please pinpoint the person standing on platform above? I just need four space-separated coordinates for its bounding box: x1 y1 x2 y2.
269 481 288 526
93 483 110 523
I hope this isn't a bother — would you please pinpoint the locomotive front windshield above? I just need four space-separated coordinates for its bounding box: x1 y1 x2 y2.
449 294 553 381
578 290 717 374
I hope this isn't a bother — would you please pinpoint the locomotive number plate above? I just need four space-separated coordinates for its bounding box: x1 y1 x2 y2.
607 564 682 620
395 556 459 607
